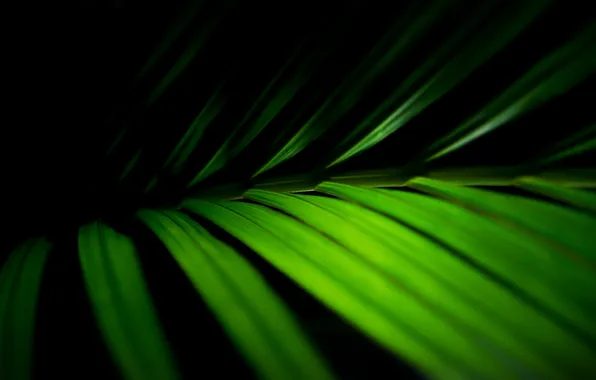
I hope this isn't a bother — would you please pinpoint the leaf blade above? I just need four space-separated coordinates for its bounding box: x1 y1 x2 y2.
0 238 51 380
137 209 335 380
78 221 180 380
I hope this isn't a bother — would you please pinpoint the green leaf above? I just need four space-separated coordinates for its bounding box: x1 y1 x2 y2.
0 238 51 380
136 0 206 80
244 188 588 378
189 44 310 186
253 0 451 177
184 198 523 379
516 177 596 213
137 209 334 380
328 0 551 167
316 181 596 376
145 79 229 193
408 177 596 265
325 0 498 168
119 149 143 181
426 21 596 161
147 6 228 105
538 124 596 164
192 7 360 183
78 221 180 380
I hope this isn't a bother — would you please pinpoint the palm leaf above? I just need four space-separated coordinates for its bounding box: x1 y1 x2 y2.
78 222 179 380
137 209 333 380
0 239 51 380
2 1 596 379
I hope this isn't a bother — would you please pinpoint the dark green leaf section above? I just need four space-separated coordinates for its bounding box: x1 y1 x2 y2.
328 0 552 168
191 40 317 185
96 1 595 201
147 8 226 105
425 20 596 161
137 209 335 380
516 177 596 213
0 238 51 380
537 124 596 165
253 0 453 177
78 221 180 380
136 0 206 81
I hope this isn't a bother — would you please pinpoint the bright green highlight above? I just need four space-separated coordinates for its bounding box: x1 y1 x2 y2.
137 209 335 380
245 189 577 378
409 177 596 265
316 181 596 377
184 198 503 379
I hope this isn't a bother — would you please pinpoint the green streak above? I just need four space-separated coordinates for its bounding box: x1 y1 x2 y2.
78 221 180 380
329 0 550 167
164 82 226 177
138 209 334 380
244 189 572 378
136 0 205 80
408 177 596 265
119 149 142 181
540 124 596 164
0 238 51 380
188 44 308 186
517 177 596 213
254 0 450 177
147 11 223 105
184 198 501 379
316 181 596 377
427 21 596 160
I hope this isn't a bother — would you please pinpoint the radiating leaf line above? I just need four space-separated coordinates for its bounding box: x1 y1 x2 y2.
137 209 334 380
244 189 580 378
315 181 596 374
0 238 51 380
328 0 551 167
163 79 227 177
194 5 362 183
408 177 596 265
189 75 309 187
544 136 596 164
78 221 179 380
405 178 596 273
188 40 310 186
106 123 130 157
373 179 596 341
136 0 205 80
147 7 227 105
538 124 596 164
375 186 596 341
252 0 452 177
533 170 596 188
516 177 596 213
183 198 516 379
325 0 498 168
119 149 142 181
427 21 596 161
420 167 594 187
246 190 596 378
